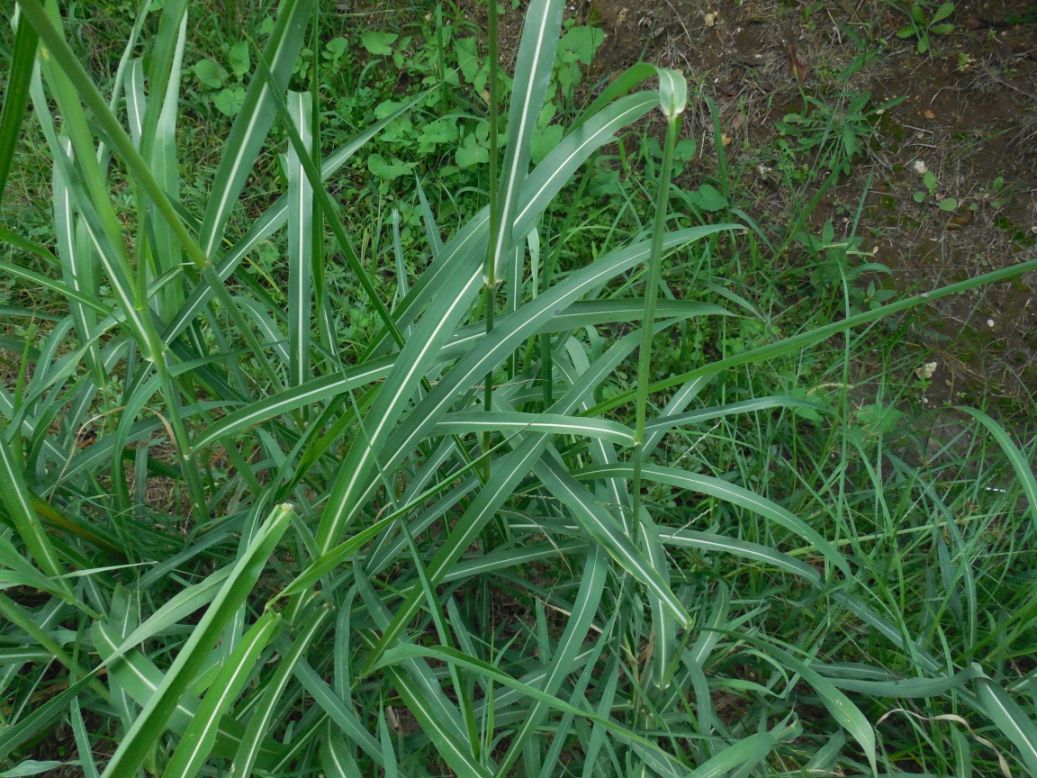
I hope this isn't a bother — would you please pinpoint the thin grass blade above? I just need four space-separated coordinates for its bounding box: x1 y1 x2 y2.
959 407 1037 531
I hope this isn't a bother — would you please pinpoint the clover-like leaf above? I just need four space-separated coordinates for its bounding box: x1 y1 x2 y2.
361 30 397 56
193 58 227 89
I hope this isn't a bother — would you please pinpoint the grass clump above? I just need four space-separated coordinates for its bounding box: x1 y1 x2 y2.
1 1 1037 776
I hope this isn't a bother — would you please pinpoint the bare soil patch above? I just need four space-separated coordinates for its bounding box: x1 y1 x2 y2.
578 0 1037 406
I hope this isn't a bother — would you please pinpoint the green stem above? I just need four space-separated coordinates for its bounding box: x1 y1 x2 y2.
312 1 330 359
631 116 680 524
538 170 589 407
483 0 500 478
435 3 448 113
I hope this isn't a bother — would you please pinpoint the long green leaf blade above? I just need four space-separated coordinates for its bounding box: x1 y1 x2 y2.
101 503 293 777
575 463 852 579
0 8 37 205
975 672 1037 776
0 432 66 583
162 612 281 778
286 90 313 387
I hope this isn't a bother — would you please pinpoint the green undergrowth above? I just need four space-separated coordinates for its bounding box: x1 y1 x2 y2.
1 1 1036 776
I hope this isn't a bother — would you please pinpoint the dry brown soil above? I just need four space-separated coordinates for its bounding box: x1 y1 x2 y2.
570 0 1036 406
